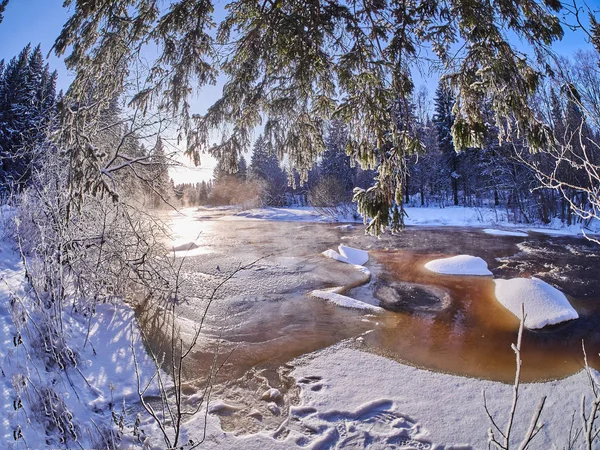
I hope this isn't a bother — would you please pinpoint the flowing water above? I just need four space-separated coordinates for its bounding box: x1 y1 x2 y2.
139 208 600 432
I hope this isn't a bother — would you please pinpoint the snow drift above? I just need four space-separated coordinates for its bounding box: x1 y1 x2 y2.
424 255 492 276
494 278 579 329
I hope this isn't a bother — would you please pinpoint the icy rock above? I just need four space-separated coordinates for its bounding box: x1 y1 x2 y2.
261 388 281 402
338 245 369 266
424 255 492 276
494 278 579 329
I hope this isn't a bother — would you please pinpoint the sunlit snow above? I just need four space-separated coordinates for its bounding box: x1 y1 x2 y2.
494 277 579 329
424 254 493 276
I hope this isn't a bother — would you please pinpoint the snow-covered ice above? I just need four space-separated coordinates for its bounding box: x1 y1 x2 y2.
483 228 528 237
424 254 493 276
321 248 349 264
338 244 369 265
222 204 600 239
322 245 369 266
494 278 579 329
311 290 383 312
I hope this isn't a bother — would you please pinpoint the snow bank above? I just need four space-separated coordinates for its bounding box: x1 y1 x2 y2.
494 278 579 329
483 228 528 237
0 239 163 449
231 207 328 222
217 205 600 239
424 254 492 276
311 290 383 312
283 343 596 450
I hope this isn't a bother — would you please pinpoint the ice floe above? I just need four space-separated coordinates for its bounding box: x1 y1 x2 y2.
338 244 369 265
494 277 579 329
311 290 383 312
483 228 528 237
424 254 493 276
322 244 369 266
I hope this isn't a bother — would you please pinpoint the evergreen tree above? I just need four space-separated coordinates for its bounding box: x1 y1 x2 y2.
0 1 7 24
433 82 460 206
0 44 58 190
249 135 287 206
320 120 355 195
149 137 172 207
237 155 247 180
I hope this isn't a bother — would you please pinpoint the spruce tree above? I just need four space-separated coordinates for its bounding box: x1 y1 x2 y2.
249 135 287 206
433 82 460 206
237 155 247 181
0 44 58 190
320 120 354 195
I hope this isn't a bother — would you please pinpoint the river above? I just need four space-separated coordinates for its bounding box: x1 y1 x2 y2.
138 207 600 434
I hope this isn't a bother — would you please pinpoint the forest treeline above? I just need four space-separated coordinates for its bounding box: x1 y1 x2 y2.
177 51 600 227
1 44 599 227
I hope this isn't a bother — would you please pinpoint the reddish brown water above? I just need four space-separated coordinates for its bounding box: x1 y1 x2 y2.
363 250 600 382
146 209 600 388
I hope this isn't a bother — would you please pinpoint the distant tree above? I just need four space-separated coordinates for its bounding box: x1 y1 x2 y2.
0 44 57 190
237 155 247 181
433 82 460 206
319 120 354 194
249 135 287 206
149 137 172 207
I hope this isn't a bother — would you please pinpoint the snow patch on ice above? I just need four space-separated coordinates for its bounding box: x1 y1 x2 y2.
321 248 349 264
424 255 493 276
311 290 383 312
483 228 528 237
494 278 579 329
322 245 369 266
209 400 244 415
338 244 369 265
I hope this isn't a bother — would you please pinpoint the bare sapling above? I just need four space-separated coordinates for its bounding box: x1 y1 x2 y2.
483 305 547 450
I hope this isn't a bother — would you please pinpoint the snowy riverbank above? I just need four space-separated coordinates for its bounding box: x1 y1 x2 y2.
223 205 600 239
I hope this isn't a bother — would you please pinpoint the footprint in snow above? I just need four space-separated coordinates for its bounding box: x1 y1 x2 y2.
275 399 432 449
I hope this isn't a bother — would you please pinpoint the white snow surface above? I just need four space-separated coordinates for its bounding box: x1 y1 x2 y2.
338 244 369 265
311 290 383 312
483 228 529 237
322 245 369 267
193 342 598 449
224 205 600 238
0 239 163 449
424 254 493 276
321 248 349 264
494 278 579 329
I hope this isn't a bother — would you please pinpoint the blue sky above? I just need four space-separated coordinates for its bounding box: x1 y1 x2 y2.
0 1 72 92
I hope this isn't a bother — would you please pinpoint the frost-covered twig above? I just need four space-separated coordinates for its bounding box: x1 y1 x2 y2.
484 304 546 450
